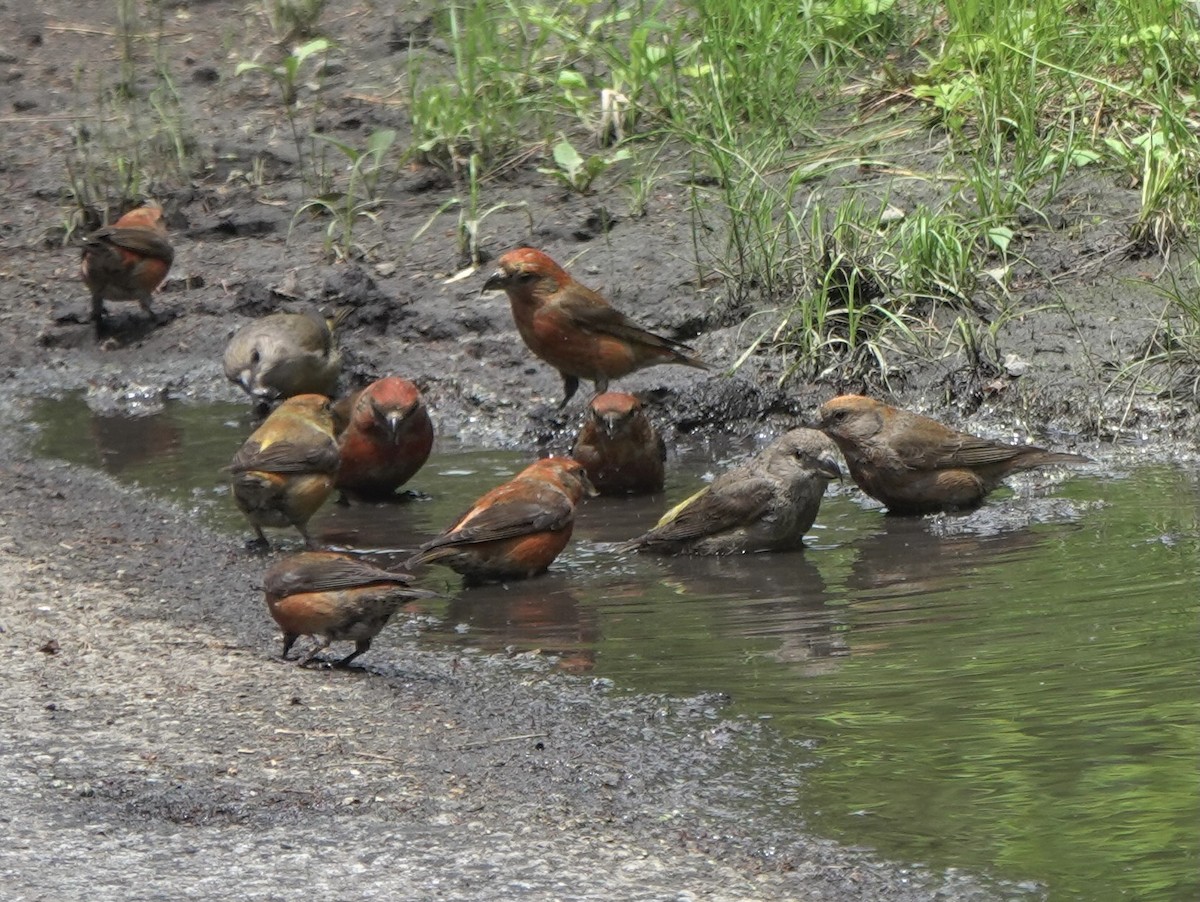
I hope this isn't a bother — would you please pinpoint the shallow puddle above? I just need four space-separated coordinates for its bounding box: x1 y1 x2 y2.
32 393 1200 901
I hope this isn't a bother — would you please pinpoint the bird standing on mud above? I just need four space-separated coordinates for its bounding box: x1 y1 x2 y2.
334 376 434 501
80 205 175 338
407 457 597 583
571 391 666 495
263 551 434 667
814 394 1091 515
482 247 709 407
229 393 340 549
626 428 841 555
223 310 347 403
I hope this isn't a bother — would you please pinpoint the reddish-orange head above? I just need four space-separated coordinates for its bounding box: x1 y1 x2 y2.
355 377 427 440
482 247 572 298
815 394 891 444
114 205 167 233
521 456 598 501
588 391 644 438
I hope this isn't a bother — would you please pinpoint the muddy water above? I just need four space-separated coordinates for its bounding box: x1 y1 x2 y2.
32 394 1199 902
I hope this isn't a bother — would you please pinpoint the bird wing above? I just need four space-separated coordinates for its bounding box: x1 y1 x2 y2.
642 476 775 543
89 227 175 264
421 485 574 551
555 292 699 355
266 556 416 597
230 438 340 474
898 431 1027 470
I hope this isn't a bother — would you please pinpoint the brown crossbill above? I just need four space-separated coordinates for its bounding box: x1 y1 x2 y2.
407 457 597 583
626 428 841 555
263 551 434 667
482 247 709 407
80 205 174 338
815 394 1091 515
229 393 339 549
333 377 434 501
223 310 347 403
571 391 665 495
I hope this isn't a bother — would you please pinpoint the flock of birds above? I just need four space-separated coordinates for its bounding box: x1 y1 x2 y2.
80 208 1091 667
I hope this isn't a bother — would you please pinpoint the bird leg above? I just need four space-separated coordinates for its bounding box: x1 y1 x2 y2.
297 637 332 666
280 633 299 660
246 527 271 554
91 292 108 338
334 639 371 669
558 374 581 409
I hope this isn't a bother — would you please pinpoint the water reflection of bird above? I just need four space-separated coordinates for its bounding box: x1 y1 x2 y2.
223 310 347 403
263 551 434 667
443 577 598 673
88 410 183 474
571 391 665 495
482 247 709 407
80 205 174 338
334 376 434 501
815 394 1090 515
626 429 841 555
229 394 339 549
842 515 1049 602
407 457 597 584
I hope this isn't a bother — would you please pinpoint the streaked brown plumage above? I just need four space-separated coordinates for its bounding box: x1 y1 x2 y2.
815 394 1091 515
223 311 346 403
407 457 596 583
80 205 174 338
482 247 709 407
626 428 841 555
334 377 434 501
571 391 665 495
263 551 434 667
229 393 339 548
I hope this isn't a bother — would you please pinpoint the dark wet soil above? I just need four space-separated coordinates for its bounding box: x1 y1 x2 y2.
0 1 1195 898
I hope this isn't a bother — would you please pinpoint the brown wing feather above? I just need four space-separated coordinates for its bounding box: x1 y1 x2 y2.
230 439 340 474
420 488 574 551
266 556 415 598
557 292 702 358
894 430 1027 470
89 227 175 263
642 478 774 543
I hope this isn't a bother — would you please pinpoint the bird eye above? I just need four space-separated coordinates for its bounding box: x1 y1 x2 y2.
517 271 538 282
250 349 260 365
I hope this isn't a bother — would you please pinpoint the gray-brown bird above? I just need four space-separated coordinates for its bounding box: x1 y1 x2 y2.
223 310 347 403
80 205 174 338
815 394 1090 514
571 391 665 495
229 393 339 548
263 551 434 667
482 247 709 407
626 428 841 555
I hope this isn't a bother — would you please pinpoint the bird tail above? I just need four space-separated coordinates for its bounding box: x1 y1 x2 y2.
1022 449 1092 469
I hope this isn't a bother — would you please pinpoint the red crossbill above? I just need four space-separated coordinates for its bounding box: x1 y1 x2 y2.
626 428 841 555
333 377 434 501
571 391 665 495
815 394 1091 514
263 551 434 667
407 457 596 583
80 205 174 338
223 310 347 403
229 393 339 548
482 247 709 407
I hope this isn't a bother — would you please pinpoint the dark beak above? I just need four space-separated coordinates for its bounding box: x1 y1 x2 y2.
817 454 843 482
481 270 507 293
